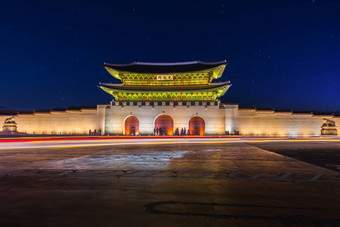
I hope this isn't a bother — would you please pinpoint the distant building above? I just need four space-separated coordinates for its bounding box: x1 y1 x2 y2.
0 60 338 136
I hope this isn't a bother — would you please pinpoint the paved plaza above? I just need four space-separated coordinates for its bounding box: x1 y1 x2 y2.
0 137 339 226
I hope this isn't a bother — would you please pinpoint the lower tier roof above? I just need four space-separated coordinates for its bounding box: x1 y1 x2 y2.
99 82 231 101
99 81 230 92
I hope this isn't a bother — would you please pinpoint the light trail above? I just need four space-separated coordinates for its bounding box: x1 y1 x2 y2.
0 136 340 150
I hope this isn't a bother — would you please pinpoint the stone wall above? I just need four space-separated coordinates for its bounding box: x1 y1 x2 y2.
104 101 225 135
0 109 100 135
225 104 339 136
1 103 339 136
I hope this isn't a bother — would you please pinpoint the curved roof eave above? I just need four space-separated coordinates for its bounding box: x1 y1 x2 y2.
99 81 231 90
104 66 122 80
103 60 227 74
98 84 231 94
104 60 227 67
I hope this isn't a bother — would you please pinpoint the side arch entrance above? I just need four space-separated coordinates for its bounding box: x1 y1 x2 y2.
124 116 139 135
189 116 205 135
155 115 173 136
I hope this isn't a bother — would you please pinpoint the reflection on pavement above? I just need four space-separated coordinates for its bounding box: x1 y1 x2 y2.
40 151 189 170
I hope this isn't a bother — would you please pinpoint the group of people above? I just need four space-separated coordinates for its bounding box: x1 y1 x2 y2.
130 127 136 136
154 127 167 135
174 127 190 135
154 127 191 136
89 129 101 135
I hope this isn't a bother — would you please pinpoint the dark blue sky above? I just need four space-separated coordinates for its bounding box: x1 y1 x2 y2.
1 0 340 111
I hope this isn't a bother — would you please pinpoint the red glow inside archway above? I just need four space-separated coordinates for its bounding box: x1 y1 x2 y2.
125 116 139 135
189 116 205 135
155 115 173 136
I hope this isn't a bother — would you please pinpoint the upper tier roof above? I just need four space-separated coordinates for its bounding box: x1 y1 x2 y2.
103 60 227 73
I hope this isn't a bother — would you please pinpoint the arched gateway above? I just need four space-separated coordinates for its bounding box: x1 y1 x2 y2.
99 60 230 136
189 116 205 135
124 116 139 135
155 115 174 136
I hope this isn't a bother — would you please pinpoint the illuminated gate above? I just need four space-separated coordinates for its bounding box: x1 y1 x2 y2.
125 116 139 135
155 115 173 136
189 116 205 135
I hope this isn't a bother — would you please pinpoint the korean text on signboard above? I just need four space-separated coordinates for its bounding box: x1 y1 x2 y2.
156 75 173 80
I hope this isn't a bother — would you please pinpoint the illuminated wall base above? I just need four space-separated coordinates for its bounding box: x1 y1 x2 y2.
104 102 225 135
0 103 339 136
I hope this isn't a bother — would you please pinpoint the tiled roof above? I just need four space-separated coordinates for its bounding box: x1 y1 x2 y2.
103 60 227 73
99 82 230 92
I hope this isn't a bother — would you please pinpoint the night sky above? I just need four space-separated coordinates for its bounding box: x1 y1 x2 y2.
1 0 340 112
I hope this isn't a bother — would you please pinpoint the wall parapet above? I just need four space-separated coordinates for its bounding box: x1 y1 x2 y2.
111 100 220 107
1 107 98 117
237 106 338 119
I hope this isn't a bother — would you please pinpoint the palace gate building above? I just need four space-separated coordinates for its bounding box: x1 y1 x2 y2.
1 60 339 136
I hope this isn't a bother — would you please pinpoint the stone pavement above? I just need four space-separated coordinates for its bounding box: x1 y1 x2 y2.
0 142 339 226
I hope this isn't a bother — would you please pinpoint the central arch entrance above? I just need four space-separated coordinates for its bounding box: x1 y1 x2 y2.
155 115 173 136
189 116 205 135
124 116 139 135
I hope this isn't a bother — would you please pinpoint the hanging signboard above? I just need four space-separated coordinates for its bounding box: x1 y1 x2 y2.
156 75 173 80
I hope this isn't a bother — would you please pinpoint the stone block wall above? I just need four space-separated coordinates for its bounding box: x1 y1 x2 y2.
0 109 100 135
227 105 339 136
1 102 339 136
104 101 225 135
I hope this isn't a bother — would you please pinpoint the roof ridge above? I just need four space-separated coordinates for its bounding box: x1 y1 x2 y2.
103 60 227 67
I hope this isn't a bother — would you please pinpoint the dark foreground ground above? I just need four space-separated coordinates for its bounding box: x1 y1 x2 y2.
0 141 339 226
251 142 340 172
